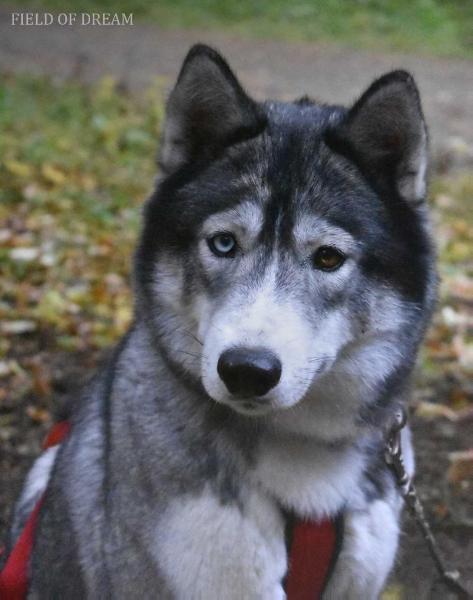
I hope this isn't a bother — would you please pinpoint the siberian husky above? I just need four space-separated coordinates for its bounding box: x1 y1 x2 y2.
7 44 436 598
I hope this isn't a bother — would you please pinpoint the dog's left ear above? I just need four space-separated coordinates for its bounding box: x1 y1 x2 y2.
159 44 265 175
327 71 428 204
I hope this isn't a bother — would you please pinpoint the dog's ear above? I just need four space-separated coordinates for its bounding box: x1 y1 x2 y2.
159 44 265 175
327 71 428 204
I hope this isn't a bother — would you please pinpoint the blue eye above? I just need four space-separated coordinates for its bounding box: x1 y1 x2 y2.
208 233 237 257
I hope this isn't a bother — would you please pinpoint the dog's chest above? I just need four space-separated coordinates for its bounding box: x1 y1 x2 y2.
250 434 365 518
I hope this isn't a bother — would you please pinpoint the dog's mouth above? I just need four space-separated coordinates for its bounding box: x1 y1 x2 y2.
228 398 275 417
222 397 275 417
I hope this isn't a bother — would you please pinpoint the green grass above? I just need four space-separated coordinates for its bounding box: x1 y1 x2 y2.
6 0 473 59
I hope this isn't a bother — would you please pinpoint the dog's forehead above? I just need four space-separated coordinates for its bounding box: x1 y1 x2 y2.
236 106 369 214
176 100 378 246
213 134 369 244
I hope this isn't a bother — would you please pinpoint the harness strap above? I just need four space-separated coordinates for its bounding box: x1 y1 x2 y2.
285 515 342 600
42 421 71 450
0 500 42 600
0 422 70 600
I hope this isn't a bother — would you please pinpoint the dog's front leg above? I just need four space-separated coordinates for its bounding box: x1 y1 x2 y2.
323 497 401 600
155 486 287 600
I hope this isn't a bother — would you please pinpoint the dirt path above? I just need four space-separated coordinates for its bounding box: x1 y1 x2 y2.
1 6 473 156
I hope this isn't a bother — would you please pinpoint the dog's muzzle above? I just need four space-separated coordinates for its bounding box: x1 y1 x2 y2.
217 347 282 399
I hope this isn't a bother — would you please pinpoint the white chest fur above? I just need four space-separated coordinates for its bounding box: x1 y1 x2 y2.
251 433 365 519
155 485 287 600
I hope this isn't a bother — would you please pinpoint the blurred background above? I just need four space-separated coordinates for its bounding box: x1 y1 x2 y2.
0 1 472 598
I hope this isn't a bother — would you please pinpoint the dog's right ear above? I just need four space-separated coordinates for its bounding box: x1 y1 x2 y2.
159 44 265 175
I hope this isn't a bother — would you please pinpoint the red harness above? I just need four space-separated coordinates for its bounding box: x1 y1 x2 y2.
0 422 341 599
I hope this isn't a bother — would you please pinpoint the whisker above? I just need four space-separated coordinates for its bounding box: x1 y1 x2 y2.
177 350 201 360
182 329 203 346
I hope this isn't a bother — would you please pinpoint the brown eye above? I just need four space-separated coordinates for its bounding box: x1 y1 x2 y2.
312 246 345 271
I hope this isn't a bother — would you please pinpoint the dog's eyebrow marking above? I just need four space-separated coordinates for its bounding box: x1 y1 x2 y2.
239 170 270 201
293 215 359 254
201 201 264 242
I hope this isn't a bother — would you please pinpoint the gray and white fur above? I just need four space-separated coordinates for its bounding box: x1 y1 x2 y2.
9 45 436 599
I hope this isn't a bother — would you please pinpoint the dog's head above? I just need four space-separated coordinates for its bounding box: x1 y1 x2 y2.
136 45 435 422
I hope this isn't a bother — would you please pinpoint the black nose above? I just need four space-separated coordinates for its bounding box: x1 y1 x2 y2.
217 347 282 398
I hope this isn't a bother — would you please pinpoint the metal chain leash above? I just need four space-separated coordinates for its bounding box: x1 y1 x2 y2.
384 408 472 600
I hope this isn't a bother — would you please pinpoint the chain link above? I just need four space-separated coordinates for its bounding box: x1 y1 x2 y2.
384 407 472 600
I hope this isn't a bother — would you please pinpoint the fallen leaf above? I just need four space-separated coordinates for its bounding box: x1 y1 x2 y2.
25 405 51 424
0 229 12 244
22 183 41 200
41 163 66 186
447 450 473 485
441 306 473 328
381 584 404 600
29 359 52 397
452 334 473 369
114 304 132 331
434 193 455 209
415 401 459 421
0 359 21 378
9 247 40 262
433 503 449 519
4 159 32 178
447 274 473 299
448 387 471 410
0 320 37 335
